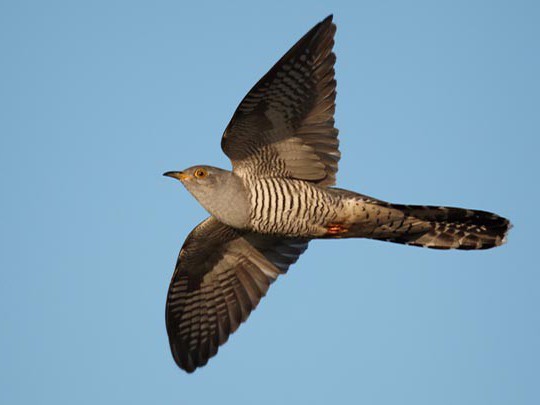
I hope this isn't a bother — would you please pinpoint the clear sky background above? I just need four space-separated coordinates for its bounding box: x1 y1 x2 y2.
1 1 539 404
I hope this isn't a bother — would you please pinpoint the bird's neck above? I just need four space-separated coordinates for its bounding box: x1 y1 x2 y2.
199 172 250 230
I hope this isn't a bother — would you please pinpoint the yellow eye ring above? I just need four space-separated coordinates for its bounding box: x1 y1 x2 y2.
194 168 208 179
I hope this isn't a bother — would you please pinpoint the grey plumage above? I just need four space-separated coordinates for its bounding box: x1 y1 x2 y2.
163 15 511 373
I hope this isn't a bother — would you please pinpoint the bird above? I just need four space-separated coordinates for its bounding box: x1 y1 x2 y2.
163 15 511 373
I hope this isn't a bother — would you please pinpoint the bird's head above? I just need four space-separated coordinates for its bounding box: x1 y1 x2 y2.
163 165 248 228
163 165 231 199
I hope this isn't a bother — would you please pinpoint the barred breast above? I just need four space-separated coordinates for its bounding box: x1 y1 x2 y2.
244 177 342 237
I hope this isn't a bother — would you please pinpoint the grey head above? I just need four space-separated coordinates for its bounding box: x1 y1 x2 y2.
163 165 249 229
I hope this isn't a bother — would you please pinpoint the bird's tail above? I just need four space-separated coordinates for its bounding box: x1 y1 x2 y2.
324 196 511 250
375 204 511 250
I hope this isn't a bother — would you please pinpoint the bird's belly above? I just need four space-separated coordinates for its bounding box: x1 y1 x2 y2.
246 179 338 237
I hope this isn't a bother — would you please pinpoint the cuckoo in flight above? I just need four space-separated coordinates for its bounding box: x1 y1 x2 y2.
163 15 511 373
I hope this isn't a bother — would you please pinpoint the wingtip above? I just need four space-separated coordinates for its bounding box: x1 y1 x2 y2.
320 14 334 28
320 14 336 36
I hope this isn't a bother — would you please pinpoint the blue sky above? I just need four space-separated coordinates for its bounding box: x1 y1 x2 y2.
1 1 538 404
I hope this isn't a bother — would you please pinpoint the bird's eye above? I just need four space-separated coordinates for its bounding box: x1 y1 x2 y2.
194 168 208 179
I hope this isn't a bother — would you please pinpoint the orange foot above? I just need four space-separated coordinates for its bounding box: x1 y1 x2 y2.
325 223 349 236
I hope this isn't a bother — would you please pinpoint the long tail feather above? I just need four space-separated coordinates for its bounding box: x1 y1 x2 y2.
373 204 511 250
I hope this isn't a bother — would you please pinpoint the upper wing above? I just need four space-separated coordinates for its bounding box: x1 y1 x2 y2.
166 217 309 373
221 15 340 187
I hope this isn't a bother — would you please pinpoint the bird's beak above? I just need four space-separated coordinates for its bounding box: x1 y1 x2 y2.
163 171 191 181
